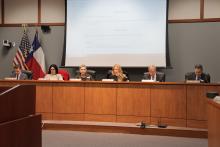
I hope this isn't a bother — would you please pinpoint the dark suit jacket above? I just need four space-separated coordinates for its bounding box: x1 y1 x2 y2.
143 72 165 82
185 72 210 83
11 71 28 80
75 73 94 81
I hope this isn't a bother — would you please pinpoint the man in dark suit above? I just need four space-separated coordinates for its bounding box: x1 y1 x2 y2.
143 65 165 82
11 64 28 80
185 64 210 83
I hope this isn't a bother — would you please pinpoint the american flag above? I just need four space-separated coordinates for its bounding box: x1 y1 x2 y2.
13 31 31 70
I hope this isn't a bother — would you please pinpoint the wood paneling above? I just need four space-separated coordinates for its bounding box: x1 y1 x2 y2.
42 122 207 138
151 117 186 127
187 120 207 129
151 85 186 119
117 116 150 123
117 84 150 116
53 113 84 121
36 84 52 113
0 115 41 147
85 114 116 122
53 83 85 113
85 83 117 115
0 85 36 123
37 112 52 120
1 80 220 128
208 100 220 147
187 85 220 120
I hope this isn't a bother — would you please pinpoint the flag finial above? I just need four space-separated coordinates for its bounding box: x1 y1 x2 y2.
21 24 28 32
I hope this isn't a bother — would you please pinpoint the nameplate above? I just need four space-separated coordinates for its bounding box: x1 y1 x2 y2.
214 96 220 104
141 79 155 82
185 80 200 83
69 78 81 81
38 78 46 80
102 79 114 82
4 77 16 80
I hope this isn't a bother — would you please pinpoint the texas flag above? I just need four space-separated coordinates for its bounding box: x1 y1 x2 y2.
26 31 46 80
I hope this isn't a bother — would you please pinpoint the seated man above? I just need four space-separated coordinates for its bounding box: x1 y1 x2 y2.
75 64 94 81
143 65 165 82
185 64 210 83
11 64 28 80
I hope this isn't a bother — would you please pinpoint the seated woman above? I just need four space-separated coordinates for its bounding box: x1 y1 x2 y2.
75 64 94 81
44 64 63 80
107 64 128 82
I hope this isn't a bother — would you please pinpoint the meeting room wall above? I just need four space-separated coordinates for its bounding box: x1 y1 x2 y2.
0 0 220 82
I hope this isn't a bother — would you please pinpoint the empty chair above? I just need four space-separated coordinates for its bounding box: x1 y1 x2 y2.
58 69 70 80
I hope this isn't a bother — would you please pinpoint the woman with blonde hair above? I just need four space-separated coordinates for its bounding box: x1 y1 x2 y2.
107 64 128 81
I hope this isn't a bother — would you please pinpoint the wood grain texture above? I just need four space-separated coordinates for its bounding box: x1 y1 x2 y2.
1 80 220 128
85 83 117 115
187 85 220 120
151 85 187 119
0 85 36 123
36 84 53 113
187 120 207 129
208 100 220 147
0 115 42 147
84 114 116 122
117 115 150 123
53 113 84 121
36 112 52 120
117 84 150 116
150 117 186 127
53 83 85 113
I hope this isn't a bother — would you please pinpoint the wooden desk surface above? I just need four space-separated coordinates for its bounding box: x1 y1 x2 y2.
1 80 220 128
208 99 220 147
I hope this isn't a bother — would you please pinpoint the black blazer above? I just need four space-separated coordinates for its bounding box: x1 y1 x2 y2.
143 72 165 82
185 72 210 83
75 73 94 81
107 70 129 81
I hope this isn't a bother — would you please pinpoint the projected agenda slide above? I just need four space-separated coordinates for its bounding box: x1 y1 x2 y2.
66 0 167 67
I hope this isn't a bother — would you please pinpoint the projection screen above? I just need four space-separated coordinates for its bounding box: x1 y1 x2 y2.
65 0 168 67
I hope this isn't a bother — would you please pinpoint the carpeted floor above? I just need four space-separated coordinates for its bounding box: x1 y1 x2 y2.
42 130 208 147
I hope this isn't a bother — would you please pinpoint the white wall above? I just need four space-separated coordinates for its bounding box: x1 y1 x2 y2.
2 0 65 24
169 0 201 20
41 0 65 23
204 0 220 18
4 0 38 23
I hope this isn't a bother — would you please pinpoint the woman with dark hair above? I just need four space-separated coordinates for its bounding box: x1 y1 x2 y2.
44 64 63 80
